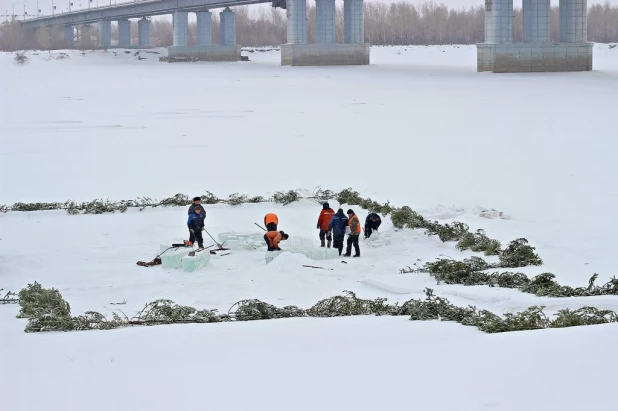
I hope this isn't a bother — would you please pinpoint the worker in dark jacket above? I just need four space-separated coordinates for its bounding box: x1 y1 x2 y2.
264 213 278 232
264 230 289 251
364 212 382 239
344 209 361 257
317 202 335 248
187 205 205 248
328 208 349 256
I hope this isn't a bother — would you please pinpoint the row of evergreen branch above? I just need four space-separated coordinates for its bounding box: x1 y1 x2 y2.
12 282 618 334
402 256 618 297
0 187 389 214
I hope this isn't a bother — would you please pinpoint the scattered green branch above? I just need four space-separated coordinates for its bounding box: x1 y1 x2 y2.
13 283 618 334
403 256 617 297
1 289 19 304
272 190 300 205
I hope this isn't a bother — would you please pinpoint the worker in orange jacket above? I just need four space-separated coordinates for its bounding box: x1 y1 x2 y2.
344 209 361 257
264 230 289 251
264 213 278 232
316 202 335 248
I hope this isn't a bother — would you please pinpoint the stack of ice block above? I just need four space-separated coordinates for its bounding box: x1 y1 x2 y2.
181 250 211 272
264 236 340 264
159 244 210 272
160 245 194 269
218 232 265 250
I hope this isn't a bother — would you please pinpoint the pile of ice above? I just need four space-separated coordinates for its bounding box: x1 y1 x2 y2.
218 232 265 250
159 244 211 272
265 235 339 264
364 231 392 248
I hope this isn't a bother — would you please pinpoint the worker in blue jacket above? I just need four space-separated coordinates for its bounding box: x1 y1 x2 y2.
328 208 349 256
187 205 205 248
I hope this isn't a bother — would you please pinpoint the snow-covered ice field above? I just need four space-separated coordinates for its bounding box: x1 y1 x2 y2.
1 45 618 411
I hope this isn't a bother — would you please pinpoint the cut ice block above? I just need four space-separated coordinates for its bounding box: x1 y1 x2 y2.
225 239 241 250
325 248 339 259
181 250 211 272
301 238 314 249
288 237 302 248
161 247 194 269
265 250 283 264
311 248 326 260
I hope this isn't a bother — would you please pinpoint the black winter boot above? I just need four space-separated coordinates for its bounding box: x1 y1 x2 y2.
327 240 332 248
320 239 325 247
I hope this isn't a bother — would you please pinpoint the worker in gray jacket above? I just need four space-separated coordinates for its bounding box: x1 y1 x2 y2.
188 197 205 218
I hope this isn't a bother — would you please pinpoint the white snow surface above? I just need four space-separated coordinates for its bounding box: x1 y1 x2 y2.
1 45 618 411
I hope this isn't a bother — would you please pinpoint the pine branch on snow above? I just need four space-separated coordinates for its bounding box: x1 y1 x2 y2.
12 283 618 334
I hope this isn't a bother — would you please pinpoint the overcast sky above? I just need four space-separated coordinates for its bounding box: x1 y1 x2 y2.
2 0 616 23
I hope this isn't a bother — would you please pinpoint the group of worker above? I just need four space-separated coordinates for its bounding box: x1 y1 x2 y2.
185 197 382 258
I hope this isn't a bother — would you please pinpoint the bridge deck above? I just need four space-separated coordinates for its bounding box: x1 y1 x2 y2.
22 0 271 29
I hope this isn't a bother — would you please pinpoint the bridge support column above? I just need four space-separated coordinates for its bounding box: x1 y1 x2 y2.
315 0 336 44
173 11 188 46
286 0 307 45
477 0 591 72
281 0 369 66
138 17 151 47
523 0 550 43
344 0 364 44
196 11 212 46
99 20 111 48
220 7 236 46
560 0 587 43
167 8 240 62
118 19 131 47
63 25 74 48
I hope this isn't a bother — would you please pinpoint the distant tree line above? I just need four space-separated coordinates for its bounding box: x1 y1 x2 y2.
1 1 617 51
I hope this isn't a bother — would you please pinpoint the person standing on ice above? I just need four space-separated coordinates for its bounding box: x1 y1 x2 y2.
264 230 289 251
344 209 361 257
364 213 382 239
328 208 349 256
264 213 278 232
187 205 205 249
316 202 335 248
188 197 205 217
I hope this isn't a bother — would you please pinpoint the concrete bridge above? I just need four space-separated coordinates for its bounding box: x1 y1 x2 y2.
17 0 592 72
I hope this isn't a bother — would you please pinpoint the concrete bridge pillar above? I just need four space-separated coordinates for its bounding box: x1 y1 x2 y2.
118 19 131 47
286 0 307 44
559 0 587 43
166 7 240 62
99 20 111 48
138 17 151 47
344 0 364 44
281 0 369 65
63 25 74 48
173 11 189 46
477 0 591 72
196 11 212 46
219 8 236 46
484 0 513 44
315 0 335 44
523 0 550 43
